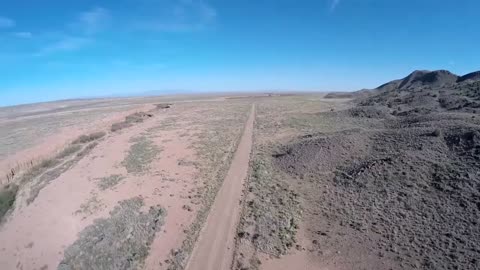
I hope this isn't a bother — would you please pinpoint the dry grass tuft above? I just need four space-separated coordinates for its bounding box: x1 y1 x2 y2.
111 112 153 132
72 132 106 145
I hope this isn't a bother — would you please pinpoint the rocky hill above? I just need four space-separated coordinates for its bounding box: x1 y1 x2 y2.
458 71 480 83
357 69 480 115
325 69 480 106
310 69 480 269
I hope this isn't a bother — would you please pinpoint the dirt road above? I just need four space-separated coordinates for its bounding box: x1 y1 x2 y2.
186 104 255 270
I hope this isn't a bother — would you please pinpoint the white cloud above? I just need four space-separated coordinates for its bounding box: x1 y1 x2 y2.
75 7 111 34
0 16 15 28
13 31 32 38
330 0 340 12
35 36 92 56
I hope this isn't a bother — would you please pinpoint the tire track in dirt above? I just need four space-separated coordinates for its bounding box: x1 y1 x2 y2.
185 104 255 270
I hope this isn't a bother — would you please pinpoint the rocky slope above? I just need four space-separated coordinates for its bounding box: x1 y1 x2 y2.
277 69 480 269
326 69 480 104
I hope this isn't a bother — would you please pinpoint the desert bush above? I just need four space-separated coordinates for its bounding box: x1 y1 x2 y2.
0 184 19 221
38 158 59 169
125 112 152 123
111 112 153 132
97 174 125 190
111 121 131 132
58 197 165 269
56 145 82 159
72 131 106 144
122 137 160 174
155 103 172 109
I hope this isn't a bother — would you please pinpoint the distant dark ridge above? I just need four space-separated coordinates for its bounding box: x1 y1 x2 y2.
458 71 480 83
324 89 372 99
324 92 356 99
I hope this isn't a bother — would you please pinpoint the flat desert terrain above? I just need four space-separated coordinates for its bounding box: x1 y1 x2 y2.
1 73 479 270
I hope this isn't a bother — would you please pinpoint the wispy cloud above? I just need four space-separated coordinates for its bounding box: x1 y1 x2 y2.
0 16 15 28
330 0 341 12
73 7 111 34
134 0 216 32
13 31 32 38
196 1 217 21
134 21 202 32
33 7 109 56
35 36 92 56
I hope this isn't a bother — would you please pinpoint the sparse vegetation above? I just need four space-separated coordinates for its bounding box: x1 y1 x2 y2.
13 131 105 187
111 112 153 132
234 72 480 269
75 194 105 218
17 158 60 187
166 101 251 270
122 136 161 174
56 145 82 159
111 121 131 132
72 131 106 144
96 174 125 190
125 112 152 123
1 65 479 270
27 141 100 205
155 103 172 109
234 153 301 269
58 197 165 270
0 184 19 221
3 131 105 186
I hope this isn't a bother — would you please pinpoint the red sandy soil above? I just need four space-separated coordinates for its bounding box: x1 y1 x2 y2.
0 105 202 270
0 104 154 184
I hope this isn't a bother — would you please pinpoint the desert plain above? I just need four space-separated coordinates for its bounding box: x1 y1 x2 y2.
1 70 479 270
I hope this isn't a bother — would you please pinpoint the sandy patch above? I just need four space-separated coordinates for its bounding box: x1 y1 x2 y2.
0 108 169 269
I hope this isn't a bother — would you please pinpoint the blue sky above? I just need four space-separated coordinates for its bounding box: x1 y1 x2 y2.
0 0 479 106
